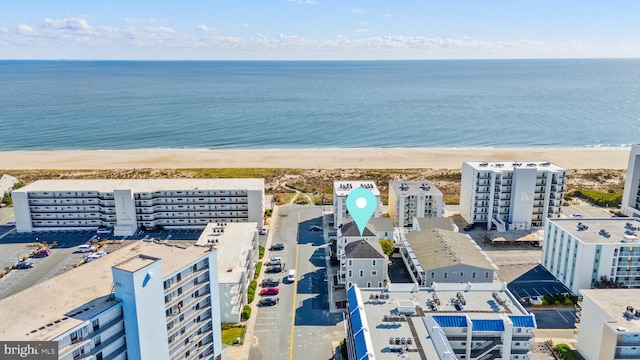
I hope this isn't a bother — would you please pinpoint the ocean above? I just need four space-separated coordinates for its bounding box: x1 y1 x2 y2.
0 59 639 150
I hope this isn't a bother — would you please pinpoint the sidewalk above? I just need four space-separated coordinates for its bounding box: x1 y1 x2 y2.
223 206 280 360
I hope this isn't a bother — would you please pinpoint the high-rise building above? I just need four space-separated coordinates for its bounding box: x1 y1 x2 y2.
0 241 223 360
333 180 380 229
460 161 567 231
542 217 640 293
12 179 264 236
621 144 640 217
388 181 444 228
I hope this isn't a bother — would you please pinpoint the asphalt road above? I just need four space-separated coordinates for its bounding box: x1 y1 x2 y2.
250 205 345 360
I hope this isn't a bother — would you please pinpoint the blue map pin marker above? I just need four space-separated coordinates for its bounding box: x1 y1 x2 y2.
346 187 377 236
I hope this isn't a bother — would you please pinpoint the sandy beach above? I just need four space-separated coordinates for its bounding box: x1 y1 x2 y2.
0 148 631 170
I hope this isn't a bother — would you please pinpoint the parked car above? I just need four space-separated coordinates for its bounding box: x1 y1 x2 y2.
259 229 268 235
96 228 111 234
287 269 296 283
76 245 96 253
270 243 285 251
85 251 107 263
463 224 475 231
309 226 323 232
16 261 34 269
571 213 583 218
265 257 283 266
5 221 16 227
265 266 282 274
261 277 280 287
260 287 280 296
258 297 279 306
32 249 51 258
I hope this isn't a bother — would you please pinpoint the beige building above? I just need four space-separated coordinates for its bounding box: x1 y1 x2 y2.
577 289 640 360
388 181 444 228
621 144 640 217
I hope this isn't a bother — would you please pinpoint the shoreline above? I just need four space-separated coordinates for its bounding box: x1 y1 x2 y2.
0 148 631 170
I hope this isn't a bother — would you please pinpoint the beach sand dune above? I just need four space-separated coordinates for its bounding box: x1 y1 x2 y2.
0 148 631 170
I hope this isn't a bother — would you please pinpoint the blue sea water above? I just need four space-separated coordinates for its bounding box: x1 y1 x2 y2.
0 59 639 150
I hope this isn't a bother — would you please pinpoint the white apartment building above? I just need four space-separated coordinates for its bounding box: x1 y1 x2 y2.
0 173 18 197
541 217 640 294
577 289 640 360
344 240 388 289
346 282 536 360
621 144 640 217
460 161 567 231
12 179 264 236
195 222 258 323
400 228 495 286
389 181 444 228
333 180 380 229
0 241 223 360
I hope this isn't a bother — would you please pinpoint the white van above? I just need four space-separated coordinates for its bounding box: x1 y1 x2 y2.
287 269 296 283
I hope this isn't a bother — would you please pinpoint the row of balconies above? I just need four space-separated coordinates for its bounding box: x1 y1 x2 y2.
29 199 116 206
134 197 248 206
165 282 210 310
135 204 249 213
165 266 210 292
136 190 248 199
136 211 248 220
28 192 113 199
169 327 212 359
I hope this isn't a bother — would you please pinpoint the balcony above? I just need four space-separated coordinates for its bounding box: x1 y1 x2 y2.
90 329 126 355
102 345 127 360
617 261 640 267
170 330 212 360
165 282 210 310
165 266 209 292
168 305 211 339
169 323 213 352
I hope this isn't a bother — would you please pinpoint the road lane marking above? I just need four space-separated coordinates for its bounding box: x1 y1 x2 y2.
289 211 301 360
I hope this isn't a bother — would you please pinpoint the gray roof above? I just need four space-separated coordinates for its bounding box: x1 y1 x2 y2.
367 217 395 233
389 180 443 196
340 221 376 237
405 228 492 270
415 217 455 231
345 240 385 259
549 218 640 245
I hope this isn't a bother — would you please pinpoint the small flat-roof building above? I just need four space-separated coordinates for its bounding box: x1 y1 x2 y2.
346 282 536 360
401 228 495 286
621 144 640 217
333 180 380 229
196 222 259 323
460 161 566 231
577 289 640 360
389 181 444 228
542 217 640 293
411 217 456 232
0 240 222 360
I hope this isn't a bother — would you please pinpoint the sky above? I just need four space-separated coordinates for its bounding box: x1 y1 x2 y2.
1 0 639 60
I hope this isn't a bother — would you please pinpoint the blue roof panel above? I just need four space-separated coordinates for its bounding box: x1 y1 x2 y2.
509 315 536 328
433 315 467 328
354 330 368 359
351 310 363 332
472 319 505 332
347 286 359 313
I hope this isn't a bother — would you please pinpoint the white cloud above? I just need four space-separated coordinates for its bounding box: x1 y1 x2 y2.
123 17 164 24
195 24 209 32
353 29 369 33
287 0 317 4
383 13 391 17
351 8 364 15
0 26 9 34
41 17 93 33
17 24 35 36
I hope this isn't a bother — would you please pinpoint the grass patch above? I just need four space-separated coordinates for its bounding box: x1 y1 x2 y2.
254 262 262 280
188 168 303 179
221 324 246 345
259 246 265 259
570 189 622 207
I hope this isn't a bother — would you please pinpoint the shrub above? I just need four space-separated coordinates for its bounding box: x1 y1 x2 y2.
259 246 265 259
242 305 252 320
555 343 578 360
0 271 5 277
254 262 262 280
563 297 574 306
247 280 258 303
1 195 11 206
264 209 273 217
22 255 28 261
571 189 622 207
379 238 394 258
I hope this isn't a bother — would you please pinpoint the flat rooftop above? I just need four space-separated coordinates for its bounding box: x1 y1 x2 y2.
414 217 455 231
195 222 258 284
353 283 531 360
333 180 380 196
464 161 566 172
390 181 443 196
14 178 265 193
367 217 395 233
580 289 640 332
549 217 640 245
0 240 214 341
405 228 493 270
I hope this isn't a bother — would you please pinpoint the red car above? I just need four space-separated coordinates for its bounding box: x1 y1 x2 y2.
260 287 279 296
32 249 51 258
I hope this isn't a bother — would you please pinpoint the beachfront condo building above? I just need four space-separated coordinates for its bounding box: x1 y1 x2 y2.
541 217 640 294
333 180 381 229
0 240 223 360
11 179 264 236
388 181 444 228
622 144 640 217
576 289 640 360
346 283 536 360
460 161 567 231
195 222 258 323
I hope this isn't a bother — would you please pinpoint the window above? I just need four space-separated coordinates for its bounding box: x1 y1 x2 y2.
94 335 101 346
472 272 476 279
96 353 103 360
92 319 99 331
371 270 377 276
348 270 352 277
431 272 435 279
460 272 463 277
367 282 371 288
359 270 364 278
485 272 489 279
348 260 352 266
372 260 376 266
443 272 448 279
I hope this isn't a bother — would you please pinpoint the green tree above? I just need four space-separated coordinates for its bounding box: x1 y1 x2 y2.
379 238 394 258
